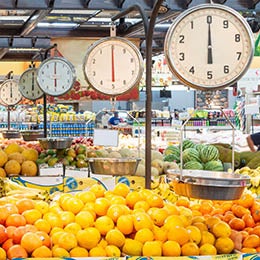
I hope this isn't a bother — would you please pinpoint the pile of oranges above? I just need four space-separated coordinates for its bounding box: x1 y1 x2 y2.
0 183 259 258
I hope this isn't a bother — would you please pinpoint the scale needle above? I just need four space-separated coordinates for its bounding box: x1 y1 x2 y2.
207 17 213 64
32 71 35 91
111 45 115 83
54 62 57 87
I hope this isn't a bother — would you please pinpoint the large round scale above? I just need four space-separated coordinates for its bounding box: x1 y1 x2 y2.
83 37 144 96
164 3 254 90
0 79 22 106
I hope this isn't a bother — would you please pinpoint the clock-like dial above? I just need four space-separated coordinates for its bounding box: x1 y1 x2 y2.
83 37 144 96
19 67 44 100
0 79 22 106
164 4 254 90
37 57 76 96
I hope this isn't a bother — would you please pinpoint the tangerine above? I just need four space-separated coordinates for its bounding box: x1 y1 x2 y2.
5 213 26 227
0 224 7 244
36 231 51 247
242 234 260 248
215 237 234 254
16 198 34 214
22 208 42 224
7 244 28 259
229 217 246 231
31 245 52 258
20 231 43 254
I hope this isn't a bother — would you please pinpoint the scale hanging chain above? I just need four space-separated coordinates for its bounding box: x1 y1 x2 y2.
110 23 116 37
110 97 117 112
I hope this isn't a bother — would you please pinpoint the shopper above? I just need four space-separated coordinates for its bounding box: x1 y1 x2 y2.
246 133 260 152
101 111 111 128
108 111 122 126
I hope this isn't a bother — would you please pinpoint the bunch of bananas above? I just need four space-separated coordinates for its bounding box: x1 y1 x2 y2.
235 167 260 196
0 177 51 202
151 176 179 203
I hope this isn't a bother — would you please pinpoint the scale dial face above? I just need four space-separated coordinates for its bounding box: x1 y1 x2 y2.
164 4 254 90
83 37 144 96
19 67 44 100
37 56 76 96
0 79 22 106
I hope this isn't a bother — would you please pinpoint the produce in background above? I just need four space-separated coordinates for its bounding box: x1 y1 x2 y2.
0 182 258 258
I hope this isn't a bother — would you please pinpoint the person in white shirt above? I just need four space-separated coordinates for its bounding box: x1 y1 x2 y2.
101 111 111 128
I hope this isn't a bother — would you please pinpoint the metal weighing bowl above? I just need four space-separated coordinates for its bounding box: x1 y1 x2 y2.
38 137 73 150
21 130 45 141
167 169 251 200
88 158 141 176
2 130 21 139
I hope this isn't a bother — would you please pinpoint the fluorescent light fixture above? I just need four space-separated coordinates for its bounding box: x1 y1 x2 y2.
9 48 41 52
37 22 79 29
50 10 98 15
0 16 28 21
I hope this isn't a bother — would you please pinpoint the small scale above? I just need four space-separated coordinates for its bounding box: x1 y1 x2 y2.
0 72 22 139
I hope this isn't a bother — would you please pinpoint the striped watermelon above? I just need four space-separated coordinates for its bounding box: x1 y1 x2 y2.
181 139 195 151
204 160 224 171
182 148 201 164
199 145 219 163
195 143 205 153
164 145 180 157
184 161 204 170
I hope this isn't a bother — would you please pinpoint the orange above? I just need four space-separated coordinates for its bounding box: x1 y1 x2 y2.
152 225 167 242
31 245 52 258
110 195 126 205
199 243 217 255
89 183 106 198
12 226 26 244
199 201 214 215
125 191 143 209
211 221 231 238
167 226 190 246
43 212 63 228
34 218 51 233
82 202 96 219
75 210 94 228
112 183 130 197
163 203 180 215
222 211 235 223
6 225 16 239
149 207 168 227
232 204 250 218
36 231 51 247
193 222 208 232
181 242 200 256
242 213 256 228
134 228 154 243
15 198 34 214
228 217 245 231
133 211 153 231
52 246 70 257
134 200 150 211
51 231 66 245
57 232 78 251
241 247 258 253
5 203 19 215
58 210 75 226
205 216 221 231
122 238 143 256
70 246 89 257
94 197 111 216
237 193 255 208
75 190 96 203
20 231 43 254
22 208 42 224
242 234 260 248
5 213 26 227
162 240 181 256
64 222 81 235
0 247 6 260
105 229 125 248
95 215 114 236
215 237 234 254
175 198 190 208
146 193 164 208
200 230 216 246
164 215 184 230
0 224 7 244
0 206 9 225
76 227 101 250
2 238 14 252
186 225 201 245
117 214 134 235
7 244 28 259
89 246 106 257
25 223 37 233
250 225 260 237
142 241 162 256
63 197 84 214
105 245 121 257
107 204 130 223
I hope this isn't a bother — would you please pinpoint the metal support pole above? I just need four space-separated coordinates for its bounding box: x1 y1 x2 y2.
112 0 164 189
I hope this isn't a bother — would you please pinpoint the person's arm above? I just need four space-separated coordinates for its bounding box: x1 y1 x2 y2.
246 135 257 152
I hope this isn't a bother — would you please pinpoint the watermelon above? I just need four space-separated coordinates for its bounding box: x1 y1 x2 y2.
181 139 195 151
184 161 204 170
164 145 180 157
199 145 219 163
182 148 201 164
204 160 224 171
195 143 205 153
164 153 180 163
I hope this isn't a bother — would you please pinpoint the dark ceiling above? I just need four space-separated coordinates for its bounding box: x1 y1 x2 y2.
0 0 259 61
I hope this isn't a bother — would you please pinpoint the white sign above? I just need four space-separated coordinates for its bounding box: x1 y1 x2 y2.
238 69 260 92
93 129 119 147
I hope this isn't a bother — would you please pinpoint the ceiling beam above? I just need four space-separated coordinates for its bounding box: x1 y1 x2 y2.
0 48 9 59
20 9 52 36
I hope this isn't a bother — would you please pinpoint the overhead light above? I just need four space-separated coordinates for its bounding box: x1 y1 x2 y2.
37 22 79 29
9 48 41 52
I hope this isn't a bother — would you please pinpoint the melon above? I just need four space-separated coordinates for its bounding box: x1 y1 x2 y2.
182 148 201 164
181 139 195 151
195 143 205 153
164 145 180 157
163 153 180 163
204 160 224 171
199 145 219 163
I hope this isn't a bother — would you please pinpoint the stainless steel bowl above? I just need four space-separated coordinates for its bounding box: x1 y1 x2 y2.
88 158 141 176
167 169 250 200
38 137 73 150
2 130 21 139
21 130 45 141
